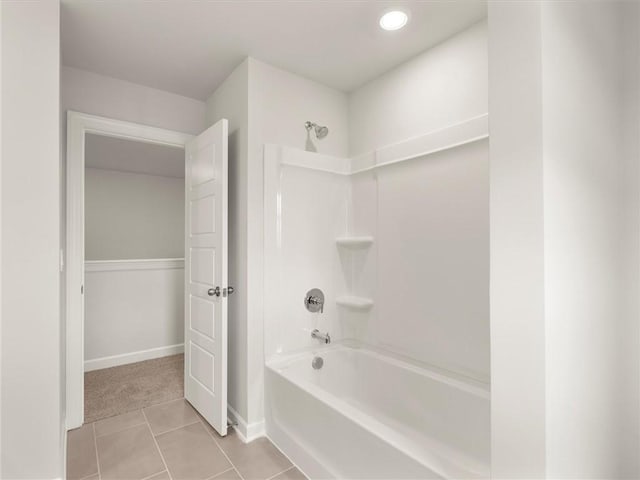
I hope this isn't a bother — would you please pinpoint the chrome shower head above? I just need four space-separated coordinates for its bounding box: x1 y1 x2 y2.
305 121 329 139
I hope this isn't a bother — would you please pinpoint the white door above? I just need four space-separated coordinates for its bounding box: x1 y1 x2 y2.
185 119 229 436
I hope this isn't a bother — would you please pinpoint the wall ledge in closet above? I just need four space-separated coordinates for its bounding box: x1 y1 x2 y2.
85 257 185 272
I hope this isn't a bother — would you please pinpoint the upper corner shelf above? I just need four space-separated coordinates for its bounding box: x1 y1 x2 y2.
335 236 374 248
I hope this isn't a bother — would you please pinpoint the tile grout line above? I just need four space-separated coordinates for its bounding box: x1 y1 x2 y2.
195 417 246 480
94 420 148 439
152 418 202 438
205 466 236 480
141 408 173 480
265 465 295 480
140 470 169 480
91 422 102 480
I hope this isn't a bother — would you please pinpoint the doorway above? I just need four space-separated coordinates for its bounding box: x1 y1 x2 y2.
83 132 186 423
66 112 230 436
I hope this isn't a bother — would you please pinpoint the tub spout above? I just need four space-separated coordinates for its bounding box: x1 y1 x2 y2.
311 329 331 344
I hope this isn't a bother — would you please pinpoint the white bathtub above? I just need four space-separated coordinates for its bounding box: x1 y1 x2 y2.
265 343 490 479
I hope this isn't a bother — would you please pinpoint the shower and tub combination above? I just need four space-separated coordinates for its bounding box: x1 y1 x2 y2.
263 116 490 479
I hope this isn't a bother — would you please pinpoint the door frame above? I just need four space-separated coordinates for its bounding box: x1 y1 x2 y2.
65 111 192 429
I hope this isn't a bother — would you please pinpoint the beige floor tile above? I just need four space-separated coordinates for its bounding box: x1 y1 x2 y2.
144 399 200 435
156 422 231 479
96 423 165 480
67 424 98 480
209 468 242 480
94 409 146 437
145 471 171 480
214 430 292 480
270 467 307 480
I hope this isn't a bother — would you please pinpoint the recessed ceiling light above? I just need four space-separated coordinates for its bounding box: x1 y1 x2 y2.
379 10 408 31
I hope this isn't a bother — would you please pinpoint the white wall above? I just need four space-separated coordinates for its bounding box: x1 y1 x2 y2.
247 59 349 428
489 1 640 478
542 1 639 477
85 168 184 260
1 1 63 478
83 167 185 368
61 66 206 135
206 58 250 424
84 260 184 367
348 20 487 158
488 2 546 476
206 58 349 435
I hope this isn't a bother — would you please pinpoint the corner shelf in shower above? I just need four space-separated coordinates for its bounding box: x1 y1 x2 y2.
335 236 374 248
336 295 374 310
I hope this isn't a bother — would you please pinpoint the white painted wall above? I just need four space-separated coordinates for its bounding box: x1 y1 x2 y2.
489 1 640 477
348 20 487 158
488 3 546 476
206 57 349 434
85 168 184 260
83 167 185 368
84 260 184 367
61 66 206 135
206 58 250 424
247 59 349 428
1 1 63 477
542 1 639 477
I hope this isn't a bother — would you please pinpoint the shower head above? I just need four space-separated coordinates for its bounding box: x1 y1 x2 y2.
305 121 329 139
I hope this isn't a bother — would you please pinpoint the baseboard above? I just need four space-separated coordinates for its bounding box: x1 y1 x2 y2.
227 405 265 443
84 343 184 372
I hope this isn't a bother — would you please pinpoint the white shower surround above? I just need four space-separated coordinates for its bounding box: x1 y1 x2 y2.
263 115 490 478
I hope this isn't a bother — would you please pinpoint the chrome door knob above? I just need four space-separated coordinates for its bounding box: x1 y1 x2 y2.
224 286 235 296
208 287 221 297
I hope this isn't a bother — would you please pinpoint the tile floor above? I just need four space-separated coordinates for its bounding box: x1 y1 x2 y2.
67 398 306 480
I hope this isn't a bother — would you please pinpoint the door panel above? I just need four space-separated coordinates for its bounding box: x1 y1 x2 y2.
184 119 228 436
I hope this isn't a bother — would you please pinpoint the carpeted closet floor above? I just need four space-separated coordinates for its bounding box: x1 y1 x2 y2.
84 354 184 424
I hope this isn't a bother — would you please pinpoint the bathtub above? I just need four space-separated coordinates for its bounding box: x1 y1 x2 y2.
265 343 490 479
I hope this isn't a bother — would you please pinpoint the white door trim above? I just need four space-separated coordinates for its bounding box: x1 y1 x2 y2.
65 111 192 429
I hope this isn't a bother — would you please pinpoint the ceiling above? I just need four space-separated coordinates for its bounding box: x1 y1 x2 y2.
85 134 184 178
61 0 487 101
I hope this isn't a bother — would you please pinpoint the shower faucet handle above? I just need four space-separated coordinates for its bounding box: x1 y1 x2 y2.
305 288 325 313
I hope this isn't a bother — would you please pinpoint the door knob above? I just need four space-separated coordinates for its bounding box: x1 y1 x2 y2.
208 287 221 297
225 286 235 296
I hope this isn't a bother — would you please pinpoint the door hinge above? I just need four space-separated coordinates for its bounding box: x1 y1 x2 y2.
81 285 84 294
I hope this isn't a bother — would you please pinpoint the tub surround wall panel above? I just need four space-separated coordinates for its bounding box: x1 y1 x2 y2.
263 146 351 359
375 140 489 381
347 21 490 382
